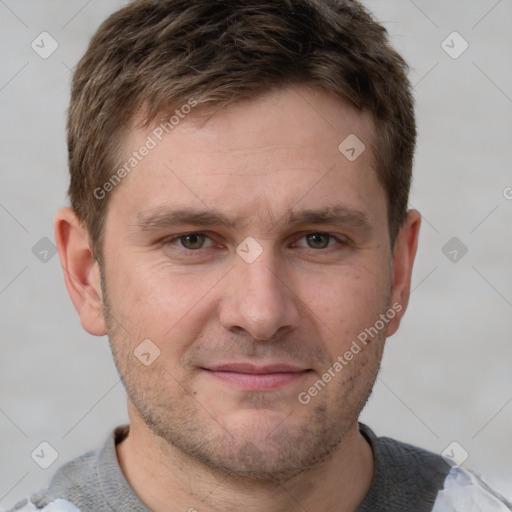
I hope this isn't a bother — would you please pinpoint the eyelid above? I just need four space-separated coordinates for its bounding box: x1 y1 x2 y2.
292 231 348 247
163 231 215 249
162 230 348 250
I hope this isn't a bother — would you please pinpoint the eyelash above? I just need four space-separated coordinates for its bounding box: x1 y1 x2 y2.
162 231 347 252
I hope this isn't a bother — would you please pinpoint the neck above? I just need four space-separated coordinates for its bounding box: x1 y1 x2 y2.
116 414 374 512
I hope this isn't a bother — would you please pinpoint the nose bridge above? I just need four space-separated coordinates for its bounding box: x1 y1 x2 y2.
219 243 300 340
243 253 282 306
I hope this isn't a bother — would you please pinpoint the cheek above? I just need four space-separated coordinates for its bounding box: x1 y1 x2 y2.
300 264 391 346
104 256 223 348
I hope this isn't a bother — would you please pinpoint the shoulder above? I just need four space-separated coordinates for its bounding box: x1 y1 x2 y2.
4 497 81 512
4 426 130 512
361 422 450 488
358 423 450 511
4 445 100 512
432 466 512 511
358 424 512 512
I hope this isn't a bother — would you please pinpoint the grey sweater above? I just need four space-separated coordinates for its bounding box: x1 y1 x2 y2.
5 423 498 512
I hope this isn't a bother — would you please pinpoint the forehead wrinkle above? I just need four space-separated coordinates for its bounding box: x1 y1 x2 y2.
186 166 322 178
189 144 298 156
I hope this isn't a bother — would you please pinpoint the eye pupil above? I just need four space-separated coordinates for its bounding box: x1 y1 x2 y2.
307 233 329 249
181 234 205 249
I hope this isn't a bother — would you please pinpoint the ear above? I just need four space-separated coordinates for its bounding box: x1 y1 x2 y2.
54 207 107 336
386 209 421 337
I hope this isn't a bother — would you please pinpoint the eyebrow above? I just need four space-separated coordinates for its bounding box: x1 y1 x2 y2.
285 206 372 232
133 205 372 233
134 208 239 231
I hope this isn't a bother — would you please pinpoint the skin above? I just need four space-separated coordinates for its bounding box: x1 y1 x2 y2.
55 85 420 512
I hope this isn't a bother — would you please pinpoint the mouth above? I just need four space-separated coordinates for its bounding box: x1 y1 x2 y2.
202 363 312 391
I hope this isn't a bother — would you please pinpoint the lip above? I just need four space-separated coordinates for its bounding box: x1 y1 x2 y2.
207 363 308 373
202 363 311 391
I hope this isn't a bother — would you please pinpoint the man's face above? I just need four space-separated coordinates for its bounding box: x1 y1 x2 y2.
100 86 399 479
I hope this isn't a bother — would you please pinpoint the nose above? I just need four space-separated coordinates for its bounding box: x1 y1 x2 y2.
218 249 301 341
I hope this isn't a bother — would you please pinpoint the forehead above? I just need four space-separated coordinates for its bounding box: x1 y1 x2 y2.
141 86 376 160
107 86 385 231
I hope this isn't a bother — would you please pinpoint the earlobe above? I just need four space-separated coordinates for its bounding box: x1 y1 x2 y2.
54 207 107 336
386 209 421 337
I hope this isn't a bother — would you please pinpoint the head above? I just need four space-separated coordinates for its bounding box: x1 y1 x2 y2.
56 0 420 481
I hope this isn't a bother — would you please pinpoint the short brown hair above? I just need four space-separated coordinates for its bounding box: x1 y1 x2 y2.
67 0 415 258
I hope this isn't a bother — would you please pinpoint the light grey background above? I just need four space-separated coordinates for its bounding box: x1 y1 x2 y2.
0 0 511 508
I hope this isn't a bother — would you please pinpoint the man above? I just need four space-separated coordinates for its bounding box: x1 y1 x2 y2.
8 0 511 511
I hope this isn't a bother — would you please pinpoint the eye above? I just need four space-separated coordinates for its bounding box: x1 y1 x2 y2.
295 232 342 249
169 233 213 250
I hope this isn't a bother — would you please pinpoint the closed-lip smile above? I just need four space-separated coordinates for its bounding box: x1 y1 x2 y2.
202 362 311 390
